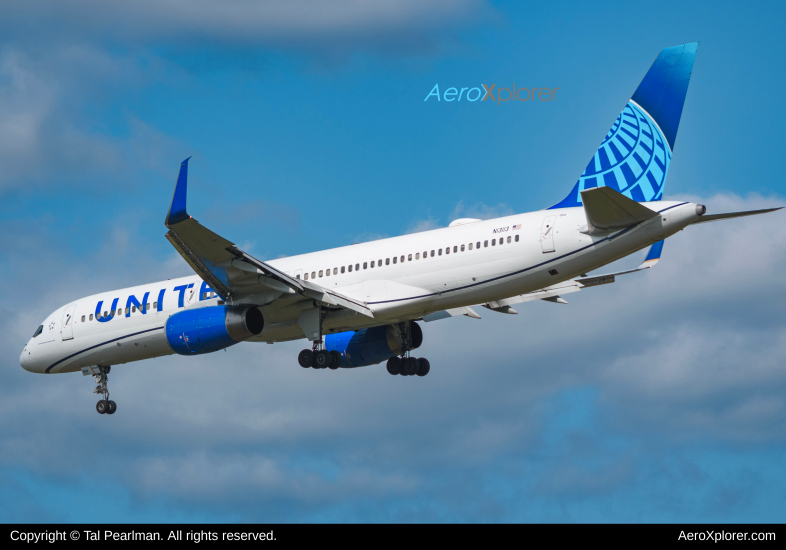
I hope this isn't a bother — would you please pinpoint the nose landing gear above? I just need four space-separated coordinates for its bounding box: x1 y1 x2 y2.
82 365 117 415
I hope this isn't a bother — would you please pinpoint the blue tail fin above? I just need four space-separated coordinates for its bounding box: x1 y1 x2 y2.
550 43 698 209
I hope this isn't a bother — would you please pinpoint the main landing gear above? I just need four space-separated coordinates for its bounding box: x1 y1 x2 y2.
298 344 343 370
83 366 117 415
296 306 342 370
385 321 430 377
386 355 430 377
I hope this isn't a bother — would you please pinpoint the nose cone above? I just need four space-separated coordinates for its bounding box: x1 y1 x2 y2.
20 344 34 372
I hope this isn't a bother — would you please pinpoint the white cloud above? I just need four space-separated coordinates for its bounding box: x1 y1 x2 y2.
0 46 184 192
449 200 513 221
4 1 490 53
405 217 441 234
1 192 784 518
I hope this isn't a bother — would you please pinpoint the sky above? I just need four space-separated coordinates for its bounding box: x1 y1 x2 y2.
1 0 785 523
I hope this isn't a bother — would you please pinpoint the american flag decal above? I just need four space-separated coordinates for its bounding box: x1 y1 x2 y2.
512 224 521 230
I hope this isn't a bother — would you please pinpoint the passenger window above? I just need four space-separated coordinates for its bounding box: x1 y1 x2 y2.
438 249 442 256
355 263 360 271
296 274 301 279
431 250 435 257
348 265 353 272
304 273 309 280
341 266 346 273
153 302 158 309
415 253 419 260
333 268 338 275
319 270 323 277
89 314 94 321
499 238 503 245
371 261 375 268
408 254 412 261
484 240 488 247
393 257 397 264
492 239 496 246
32 325 43 338
423 251 427 258
81 315 85 322
460 244 465 252
386 258 390 265
515 234 519 242
363 262 367 269
400 256 404 263
445 247 450 255
507 236 511 243
469 243 473 250
453 246 457 253
312 272 316 279
379 259 382 266
132 306 136 312
477 241 481 248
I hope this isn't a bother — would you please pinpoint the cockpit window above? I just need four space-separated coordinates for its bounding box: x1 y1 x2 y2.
32 325 43 338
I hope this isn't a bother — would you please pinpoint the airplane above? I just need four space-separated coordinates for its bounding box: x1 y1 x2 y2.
19 42 781 415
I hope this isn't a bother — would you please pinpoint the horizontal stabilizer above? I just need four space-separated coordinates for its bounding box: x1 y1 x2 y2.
581 186 658 233
691 207 782 225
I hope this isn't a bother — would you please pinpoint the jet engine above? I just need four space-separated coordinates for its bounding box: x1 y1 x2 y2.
325 322 422 368
165 305 264 355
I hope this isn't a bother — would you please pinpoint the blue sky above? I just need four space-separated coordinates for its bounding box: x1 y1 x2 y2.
1 0 785 522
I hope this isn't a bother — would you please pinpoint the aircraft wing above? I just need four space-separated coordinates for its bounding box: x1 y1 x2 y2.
482 240 665 313
163 159 373 318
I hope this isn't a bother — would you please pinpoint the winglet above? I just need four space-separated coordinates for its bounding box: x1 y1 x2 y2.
165 157 191 227
638 240 664 269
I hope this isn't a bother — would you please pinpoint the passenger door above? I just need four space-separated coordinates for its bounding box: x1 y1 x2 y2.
61 304 77 340
540 215 557 253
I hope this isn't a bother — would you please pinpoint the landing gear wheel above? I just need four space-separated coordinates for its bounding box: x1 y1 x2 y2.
298 349 314 368
314 349 331 369
402 357 419 376
96 400 109 414
386 356 402 375
416 358 430 377
329 351 342 369
107 400 117 414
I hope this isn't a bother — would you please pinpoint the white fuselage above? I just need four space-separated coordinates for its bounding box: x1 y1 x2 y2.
20 201 699 374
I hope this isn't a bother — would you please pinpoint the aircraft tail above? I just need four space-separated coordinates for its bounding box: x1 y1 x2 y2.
550 42 698 209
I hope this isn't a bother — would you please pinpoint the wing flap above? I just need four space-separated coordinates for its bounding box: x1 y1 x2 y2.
423 306 481 322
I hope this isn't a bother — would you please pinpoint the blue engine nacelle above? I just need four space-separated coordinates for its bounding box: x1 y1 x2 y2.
165 305 264 355
325 322 422 368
